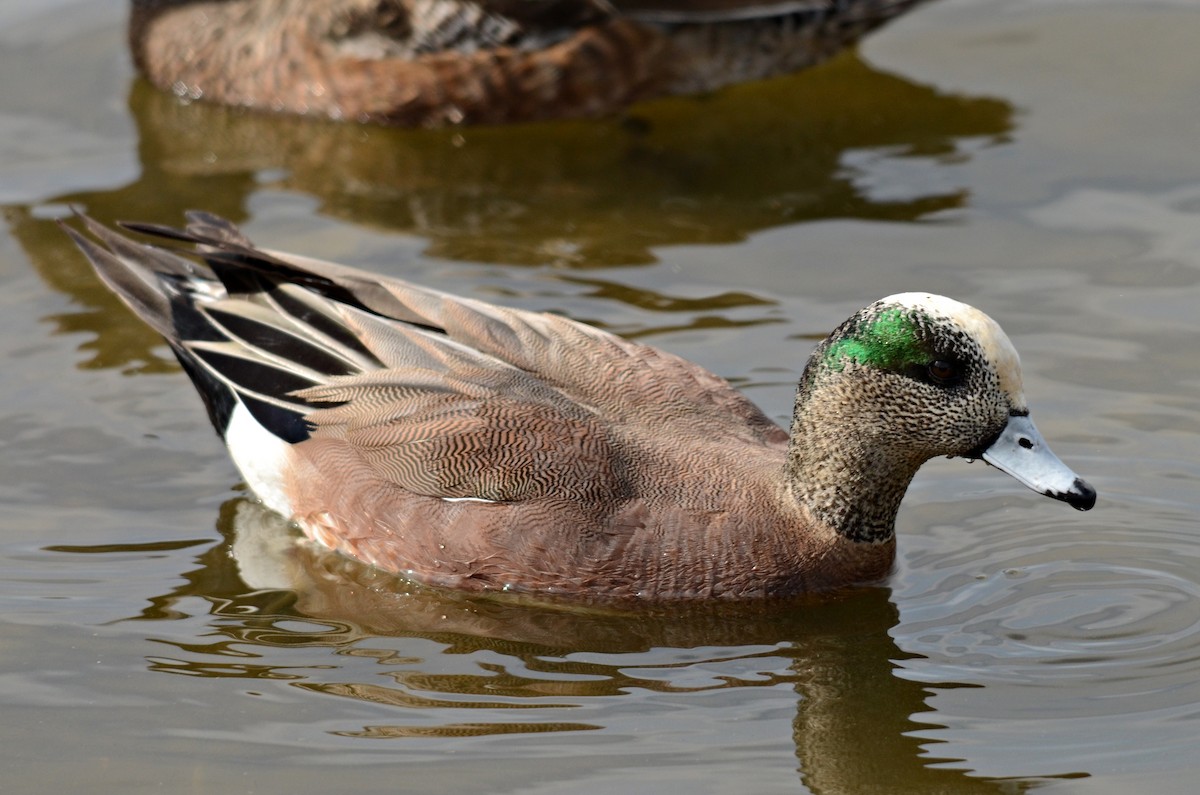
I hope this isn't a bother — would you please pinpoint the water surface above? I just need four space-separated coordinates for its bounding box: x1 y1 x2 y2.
2 1 1198 792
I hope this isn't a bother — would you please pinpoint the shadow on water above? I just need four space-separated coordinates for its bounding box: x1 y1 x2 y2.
106 53 1011 266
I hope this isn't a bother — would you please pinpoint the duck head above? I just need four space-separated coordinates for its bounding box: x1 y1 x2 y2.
789 293 1095 543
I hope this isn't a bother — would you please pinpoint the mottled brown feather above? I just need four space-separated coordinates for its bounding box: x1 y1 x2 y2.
129 0 930 126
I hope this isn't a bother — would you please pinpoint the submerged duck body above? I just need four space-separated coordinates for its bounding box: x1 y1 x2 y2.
67 214 1095 600
129 0 930 126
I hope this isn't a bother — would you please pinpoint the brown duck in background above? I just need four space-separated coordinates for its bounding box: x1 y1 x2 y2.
65 213 1094 601
129 0 930 126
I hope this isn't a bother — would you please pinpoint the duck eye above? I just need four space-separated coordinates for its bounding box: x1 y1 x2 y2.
926 359 959 386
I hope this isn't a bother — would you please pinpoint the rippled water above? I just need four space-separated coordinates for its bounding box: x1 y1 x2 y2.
3 0 1200 792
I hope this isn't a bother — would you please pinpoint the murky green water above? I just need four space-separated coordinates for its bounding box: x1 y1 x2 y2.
3 1 1199 792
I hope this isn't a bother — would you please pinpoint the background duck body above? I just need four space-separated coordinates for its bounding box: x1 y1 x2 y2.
66 213 1093 601
129 0 929 125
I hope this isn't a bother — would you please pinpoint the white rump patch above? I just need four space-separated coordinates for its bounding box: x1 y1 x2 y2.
884 292 1027 409
438 496 497 504
225 401 296 518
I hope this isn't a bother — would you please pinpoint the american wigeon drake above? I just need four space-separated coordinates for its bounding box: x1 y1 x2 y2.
66 213 1095 601
129 0 929 126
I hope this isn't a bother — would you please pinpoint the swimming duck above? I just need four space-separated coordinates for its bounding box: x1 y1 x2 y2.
66 213 1095 600
129 0 929 126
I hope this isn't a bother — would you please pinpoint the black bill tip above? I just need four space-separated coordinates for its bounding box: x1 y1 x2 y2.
1054 477 1097 511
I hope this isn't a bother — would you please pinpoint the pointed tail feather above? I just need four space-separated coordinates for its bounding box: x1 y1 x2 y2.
65 213 375 444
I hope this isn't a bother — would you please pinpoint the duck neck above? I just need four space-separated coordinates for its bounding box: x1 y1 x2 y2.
784 385 924 545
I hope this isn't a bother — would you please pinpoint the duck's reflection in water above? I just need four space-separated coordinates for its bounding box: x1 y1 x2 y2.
124 498 1052 794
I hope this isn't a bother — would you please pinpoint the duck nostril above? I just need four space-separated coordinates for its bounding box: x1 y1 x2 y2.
1018 437 1034 450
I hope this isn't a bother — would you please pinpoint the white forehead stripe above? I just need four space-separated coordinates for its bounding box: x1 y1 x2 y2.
882 293 1026 409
